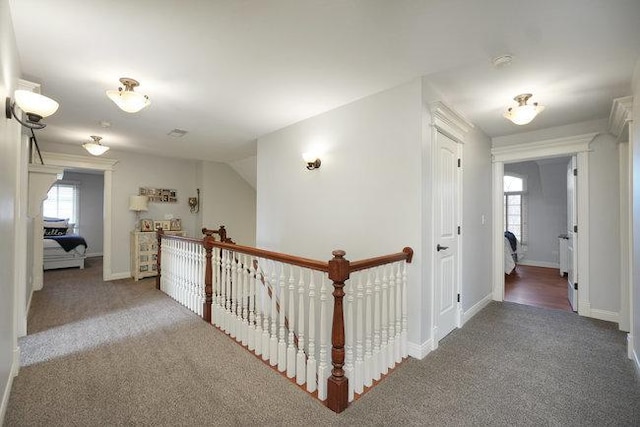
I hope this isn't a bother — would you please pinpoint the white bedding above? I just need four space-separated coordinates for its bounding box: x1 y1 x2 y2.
43 238 87 270
504 237 516 274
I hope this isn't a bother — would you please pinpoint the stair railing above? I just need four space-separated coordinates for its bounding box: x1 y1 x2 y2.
156 226 413 413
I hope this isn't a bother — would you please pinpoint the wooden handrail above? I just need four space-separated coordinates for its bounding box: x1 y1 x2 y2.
350 247 414 272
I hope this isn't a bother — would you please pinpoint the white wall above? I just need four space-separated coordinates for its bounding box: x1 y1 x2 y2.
504 159 569 266
631 59 640 367
460 126 493 312
257 79 424 345
63 171 104 257
0 0 20 420
198 160 256 246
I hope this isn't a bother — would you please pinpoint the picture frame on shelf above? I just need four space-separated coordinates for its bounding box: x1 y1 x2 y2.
170 218 182 231
154 221 164 231
161 220 171 230
140 218 154 232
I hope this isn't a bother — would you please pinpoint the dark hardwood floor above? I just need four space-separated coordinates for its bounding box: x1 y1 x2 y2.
505 264 573 312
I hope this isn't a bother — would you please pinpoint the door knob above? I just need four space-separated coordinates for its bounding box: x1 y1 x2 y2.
437 244 449 252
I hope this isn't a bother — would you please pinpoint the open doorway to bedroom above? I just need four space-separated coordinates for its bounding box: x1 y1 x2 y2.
42 168 104 277
502 157 574 312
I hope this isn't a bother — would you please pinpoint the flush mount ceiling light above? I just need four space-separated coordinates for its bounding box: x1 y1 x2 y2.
5 90 59 129
503 93 546 125
82 135 110 156
106 77 150 113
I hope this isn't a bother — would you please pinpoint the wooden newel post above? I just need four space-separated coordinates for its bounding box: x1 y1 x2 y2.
327 249 350 413
155 229 164 290
203 234 214 323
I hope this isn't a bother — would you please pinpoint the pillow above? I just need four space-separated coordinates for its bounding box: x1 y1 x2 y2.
44 219 69 228
44 227 68 237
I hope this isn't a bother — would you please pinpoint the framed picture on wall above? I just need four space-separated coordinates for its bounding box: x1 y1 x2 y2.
170 218 182 231
140 218 153 232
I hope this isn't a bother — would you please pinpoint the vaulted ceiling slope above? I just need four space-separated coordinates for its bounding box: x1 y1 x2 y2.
9 0 640 162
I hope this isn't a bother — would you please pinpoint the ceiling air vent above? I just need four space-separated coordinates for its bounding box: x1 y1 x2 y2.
167 128 188 137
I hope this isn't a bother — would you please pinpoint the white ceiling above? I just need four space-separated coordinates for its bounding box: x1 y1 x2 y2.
9 0 640 163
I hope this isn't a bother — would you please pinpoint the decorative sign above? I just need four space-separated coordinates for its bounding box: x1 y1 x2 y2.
139 187 177 203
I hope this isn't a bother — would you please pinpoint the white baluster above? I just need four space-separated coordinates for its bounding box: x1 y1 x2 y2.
296 268 306 386
262 260 272 361
317 276 329 401
224 249 232 334
306 271 317 393
240 254 248 346
394 262 402 363
248 256 256 351
213 247 222 327
277 263 287 372
355 274 365 394
286 265 296 378
401 261 408 358
345 276 354 403
380 265 389 375
269 261 278 366
230 251 239 339
364 270 373 388
373 266 381 381
388 263 396 370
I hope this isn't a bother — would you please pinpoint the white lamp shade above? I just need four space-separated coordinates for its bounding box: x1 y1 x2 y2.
82 142 110 156
503 104 545 125
129 195 149 211
106 89 151 113
14 90 59 118
302 152 317 163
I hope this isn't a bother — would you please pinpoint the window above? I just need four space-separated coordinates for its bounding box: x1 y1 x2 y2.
503 174 527 244
43 182 79 226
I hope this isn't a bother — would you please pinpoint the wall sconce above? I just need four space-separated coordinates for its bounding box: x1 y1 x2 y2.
5 90 60 164
303 152 321 170
188 188 200 213
129 195 149 230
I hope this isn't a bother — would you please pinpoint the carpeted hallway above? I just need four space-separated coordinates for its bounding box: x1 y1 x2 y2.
5 258 640 426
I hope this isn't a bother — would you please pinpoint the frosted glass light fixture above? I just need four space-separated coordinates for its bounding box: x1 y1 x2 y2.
302 152 321 170
82 135 110 156
106 77 151 113
503 93 545 125
5 89 59 129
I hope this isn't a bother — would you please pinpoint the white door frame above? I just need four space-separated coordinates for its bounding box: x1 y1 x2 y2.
491 133 598 317
41 151 119 281
429 102 472 349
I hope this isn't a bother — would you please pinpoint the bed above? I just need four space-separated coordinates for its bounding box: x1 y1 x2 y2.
43 218 87 270
504 231 520 275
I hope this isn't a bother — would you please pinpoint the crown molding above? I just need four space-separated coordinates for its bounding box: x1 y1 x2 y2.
429 101 474 143
41 151 119 171
608 96 633 141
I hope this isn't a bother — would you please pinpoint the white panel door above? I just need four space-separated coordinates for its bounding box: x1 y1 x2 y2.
434 131 460 340
567 155 578 311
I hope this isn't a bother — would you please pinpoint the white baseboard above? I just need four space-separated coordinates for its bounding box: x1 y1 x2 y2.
85 252 103 258
407 339 433 360
589 308 619 324
106 271 131 281
462 293 492 325
517 260 560 269
1 348 19 424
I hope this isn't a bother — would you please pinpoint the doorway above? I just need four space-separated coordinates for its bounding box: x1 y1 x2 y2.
491 133 597 317
502 157 574 312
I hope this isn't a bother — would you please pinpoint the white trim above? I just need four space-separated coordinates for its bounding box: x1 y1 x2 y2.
429 101 474 143
1 348 20 424
576 152 590 316
407 339 433 360
492 162 505 301
609 96 633 141
491 133 597 163
588 309 619 324
517 260 560 269
107 271 132 281
462 294 492 325
629 334 637 366
40 152 118 282
85 252 103 258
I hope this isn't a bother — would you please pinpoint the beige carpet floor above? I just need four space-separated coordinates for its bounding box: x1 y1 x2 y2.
5 257 640 426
